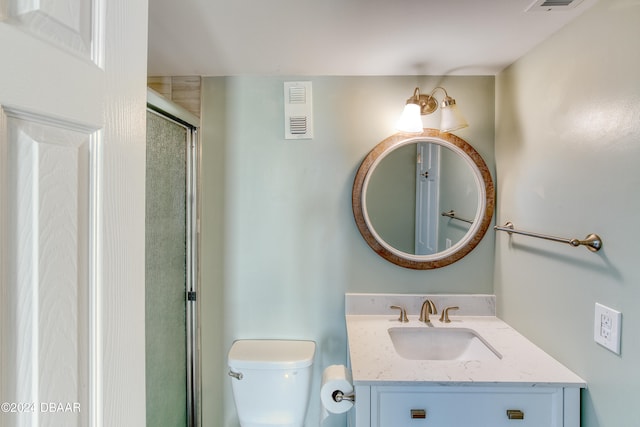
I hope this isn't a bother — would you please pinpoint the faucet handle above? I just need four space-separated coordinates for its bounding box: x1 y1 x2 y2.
439 306 459 323
390 305 409 323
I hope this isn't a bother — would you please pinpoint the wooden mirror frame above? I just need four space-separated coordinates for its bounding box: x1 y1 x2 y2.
352 129 495 269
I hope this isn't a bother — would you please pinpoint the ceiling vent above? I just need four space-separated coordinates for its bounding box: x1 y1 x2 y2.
525 0 584 12
284 81 313 140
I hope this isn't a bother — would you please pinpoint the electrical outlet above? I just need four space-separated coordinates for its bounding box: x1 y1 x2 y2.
594 303 621 355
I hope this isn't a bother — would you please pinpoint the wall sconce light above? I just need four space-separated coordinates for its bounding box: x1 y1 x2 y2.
396 86 468 133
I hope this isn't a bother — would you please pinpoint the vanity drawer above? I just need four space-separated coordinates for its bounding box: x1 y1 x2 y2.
372 386 563 427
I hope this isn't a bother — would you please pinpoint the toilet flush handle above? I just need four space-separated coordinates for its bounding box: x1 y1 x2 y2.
228 370 243 380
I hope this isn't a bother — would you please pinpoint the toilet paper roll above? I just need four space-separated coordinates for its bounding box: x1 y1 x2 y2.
320 365 354 415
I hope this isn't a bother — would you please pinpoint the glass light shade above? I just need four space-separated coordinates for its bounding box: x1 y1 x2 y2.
440 103 468 133
396 103 423 133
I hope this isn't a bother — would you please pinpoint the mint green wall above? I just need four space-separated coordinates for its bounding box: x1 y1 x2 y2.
199 75 494 426
200 79 227 427
495 1 640 426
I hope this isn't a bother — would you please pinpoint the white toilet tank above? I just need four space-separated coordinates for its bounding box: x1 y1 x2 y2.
228 339 316 427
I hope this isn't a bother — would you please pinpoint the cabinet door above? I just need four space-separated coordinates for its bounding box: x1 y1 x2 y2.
373 386 563 427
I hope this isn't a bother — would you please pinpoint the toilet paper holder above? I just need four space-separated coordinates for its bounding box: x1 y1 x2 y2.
332 390 355 403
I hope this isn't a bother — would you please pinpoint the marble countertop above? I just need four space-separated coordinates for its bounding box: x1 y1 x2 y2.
345 294 586 388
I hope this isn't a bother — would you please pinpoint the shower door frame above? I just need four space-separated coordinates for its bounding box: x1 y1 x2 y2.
146 89 201 427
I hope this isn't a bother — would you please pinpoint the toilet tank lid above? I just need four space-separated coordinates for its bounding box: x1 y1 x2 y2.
228 340 316 370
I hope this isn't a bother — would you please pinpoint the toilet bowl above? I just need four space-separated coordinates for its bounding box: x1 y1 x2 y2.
228 339 316 427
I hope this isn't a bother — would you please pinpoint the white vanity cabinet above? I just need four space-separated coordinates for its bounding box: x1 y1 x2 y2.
352 384 580 427
344 295 586 427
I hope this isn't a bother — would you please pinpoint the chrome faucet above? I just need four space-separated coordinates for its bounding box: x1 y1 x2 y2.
419 299 437 323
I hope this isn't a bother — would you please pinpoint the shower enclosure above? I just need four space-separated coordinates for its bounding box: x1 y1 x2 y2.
145 90 200 427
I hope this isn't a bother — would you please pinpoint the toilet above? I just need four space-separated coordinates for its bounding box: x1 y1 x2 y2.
228 339 316 427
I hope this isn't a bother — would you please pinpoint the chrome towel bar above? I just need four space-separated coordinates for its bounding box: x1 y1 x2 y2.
441 210 473 224
494 221 603 253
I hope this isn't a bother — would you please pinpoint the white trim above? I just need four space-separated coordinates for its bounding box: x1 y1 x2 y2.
89 129 103 427
1 105 100 133
92 0 106 68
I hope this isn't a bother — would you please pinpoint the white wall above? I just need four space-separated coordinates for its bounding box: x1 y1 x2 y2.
495 1 640 425
199 75 495 426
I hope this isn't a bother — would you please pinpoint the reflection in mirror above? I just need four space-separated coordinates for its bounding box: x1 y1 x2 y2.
352 129 494 270
438 144 478 252
366 142 478 255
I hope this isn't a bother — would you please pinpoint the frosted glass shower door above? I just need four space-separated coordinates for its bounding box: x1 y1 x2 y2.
145 110 189 427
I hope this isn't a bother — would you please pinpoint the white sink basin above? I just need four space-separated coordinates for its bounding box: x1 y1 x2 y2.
388 327 502 361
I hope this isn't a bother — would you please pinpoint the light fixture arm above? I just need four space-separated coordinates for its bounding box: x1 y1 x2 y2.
398 85 468 133
428 86 449 99
430 86 458 109
406 86 459 115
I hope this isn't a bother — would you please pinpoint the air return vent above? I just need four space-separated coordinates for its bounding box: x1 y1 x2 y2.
525 0 584 11
284 81 313 139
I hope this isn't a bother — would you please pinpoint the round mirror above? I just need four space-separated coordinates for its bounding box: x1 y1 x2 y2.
352 129 494 269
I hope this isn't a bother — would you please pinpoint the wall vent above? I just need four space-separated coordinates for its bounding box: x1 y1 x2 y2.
284 81 313 139
289 116 308 135
525 0 584 11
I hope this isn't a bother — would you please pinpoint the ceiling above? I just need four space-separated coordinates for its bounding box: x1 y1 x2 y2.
147 0 596 77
